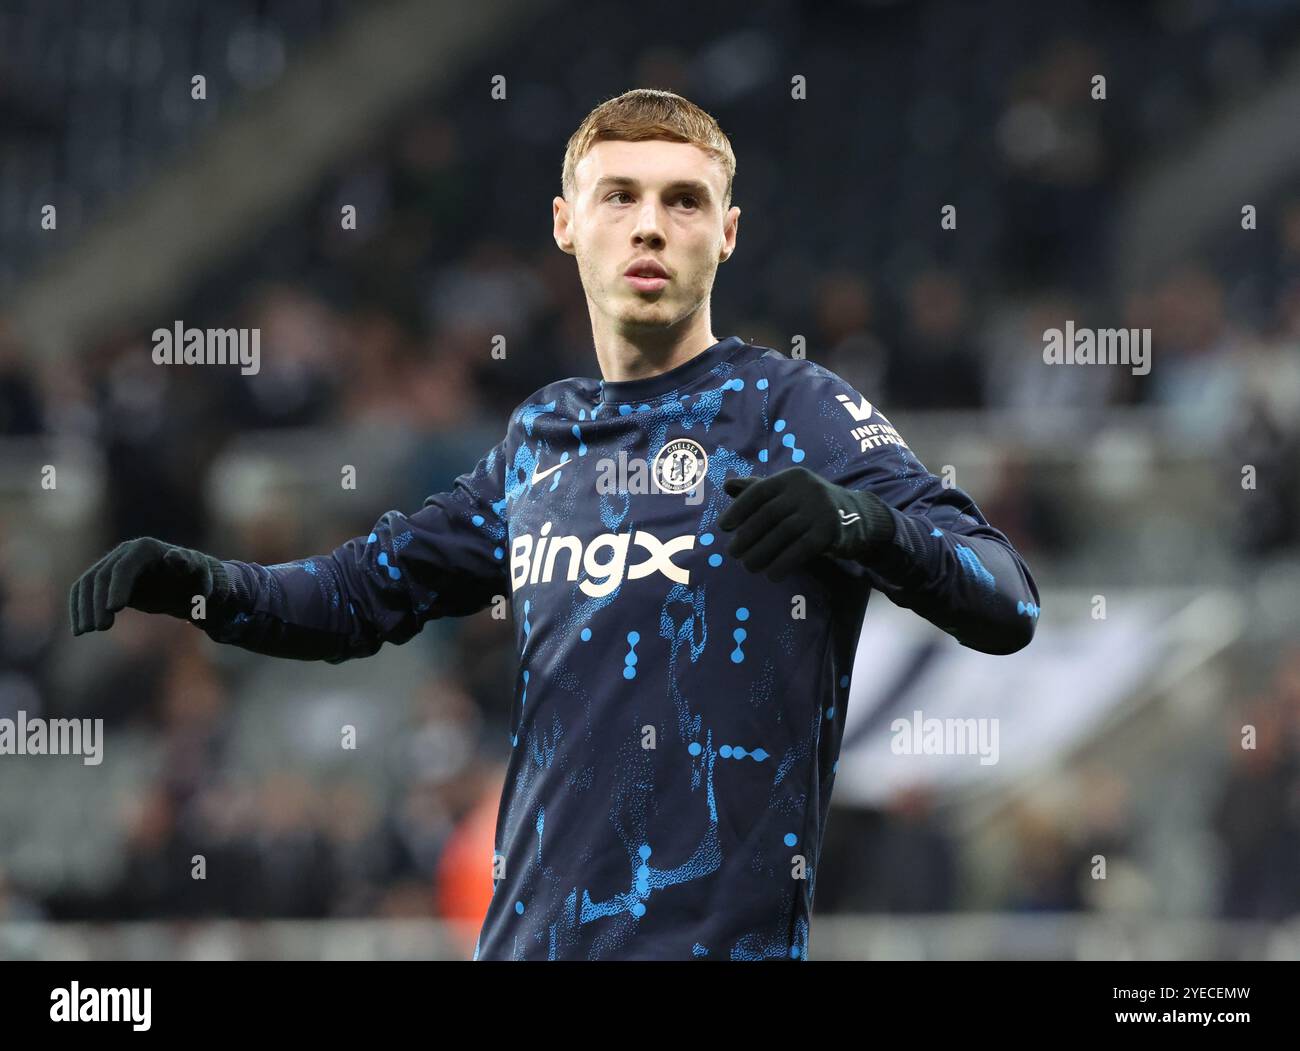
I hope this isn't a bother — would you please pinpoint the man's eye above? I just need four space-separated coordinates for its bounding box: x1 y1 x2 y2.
678 196 699 209
607 191 633 204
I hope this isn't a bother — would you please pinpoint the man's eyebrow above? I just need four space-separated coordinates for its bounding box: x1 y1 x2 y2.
592 175 714 201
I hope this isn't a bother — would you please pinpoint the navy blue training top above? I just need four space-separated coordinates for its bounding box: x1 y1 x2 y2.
203 336 1040 960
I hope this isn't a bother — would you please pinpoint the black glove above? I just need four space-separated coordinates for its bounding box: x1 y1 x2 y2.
718 467 895 581
69 537 232 635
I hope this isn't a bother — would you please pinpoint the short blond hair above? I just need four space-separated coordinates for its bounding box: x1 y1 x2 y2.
561 88 736 207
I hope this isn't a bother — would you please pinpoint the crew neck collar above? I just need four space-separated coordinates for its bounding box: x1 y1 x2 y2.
598 336 746 404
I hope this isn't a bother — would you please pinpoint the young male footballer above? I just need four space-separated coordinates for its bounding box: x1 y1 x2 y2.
70 89 1039 960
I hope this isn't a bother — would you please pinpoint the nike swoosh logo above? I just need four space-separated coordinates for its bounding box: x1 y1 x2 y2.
531 458 569 485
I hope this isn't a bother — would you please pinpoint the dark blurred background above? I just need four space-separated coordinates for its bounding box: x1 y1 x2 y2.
2 0 1299 959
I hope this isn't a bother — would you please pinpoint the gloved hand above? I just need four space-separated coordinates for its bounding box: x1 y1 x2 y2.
69 537 230 635
718 467 896 581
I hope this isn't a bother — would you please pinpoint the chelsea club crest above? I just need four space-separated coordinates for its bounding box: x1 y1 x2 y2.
652 437 708 495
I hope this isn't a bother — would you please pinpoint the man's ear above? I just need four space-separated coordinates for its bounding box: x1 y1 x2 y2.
553 195 575 255
719 205 740 263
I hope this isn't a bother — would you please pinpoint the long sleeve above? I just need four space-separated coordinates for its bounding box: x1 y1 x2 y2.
760 359 1040 655
199 439 513 663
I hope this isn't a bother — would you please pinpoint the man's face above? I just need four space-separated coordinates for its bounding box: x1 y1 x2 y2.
553 140 740 333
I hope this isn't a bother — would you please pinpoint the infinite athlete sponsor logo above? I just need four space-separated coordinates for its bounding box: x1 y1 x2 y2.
835 393 876 421
835 393 909 452
510 521 695 597
849 421 908 451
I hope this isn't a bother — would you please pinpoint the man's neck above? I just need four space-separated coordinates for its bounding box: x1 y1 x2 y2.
592 321 720 384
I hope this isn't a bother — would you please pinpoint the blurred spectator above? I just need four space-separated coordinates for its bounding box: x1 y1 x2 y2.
887 270 983 409
0 320 43 436
818 787 957 913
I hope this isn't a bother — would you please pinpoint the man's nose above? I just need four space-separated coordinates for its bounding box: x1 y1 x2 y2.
632 203 666 247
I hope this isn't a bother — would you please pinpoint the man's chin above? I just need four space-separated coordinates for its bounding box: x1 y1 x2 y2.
616 302 676 328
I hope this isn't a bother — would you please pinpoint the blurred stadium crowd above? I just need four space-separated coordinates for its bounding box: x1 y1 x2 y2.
2 0 1300 955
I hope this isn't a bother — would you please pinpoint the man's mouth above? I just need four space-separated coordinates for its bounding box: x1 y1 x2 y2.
625 259 670 293
625 274 669 293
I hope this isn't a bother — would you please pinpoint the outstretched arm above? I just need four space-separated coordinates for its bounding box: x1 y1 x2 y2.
70 440 515 663
718 359 1039 656
719 465 1038 655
